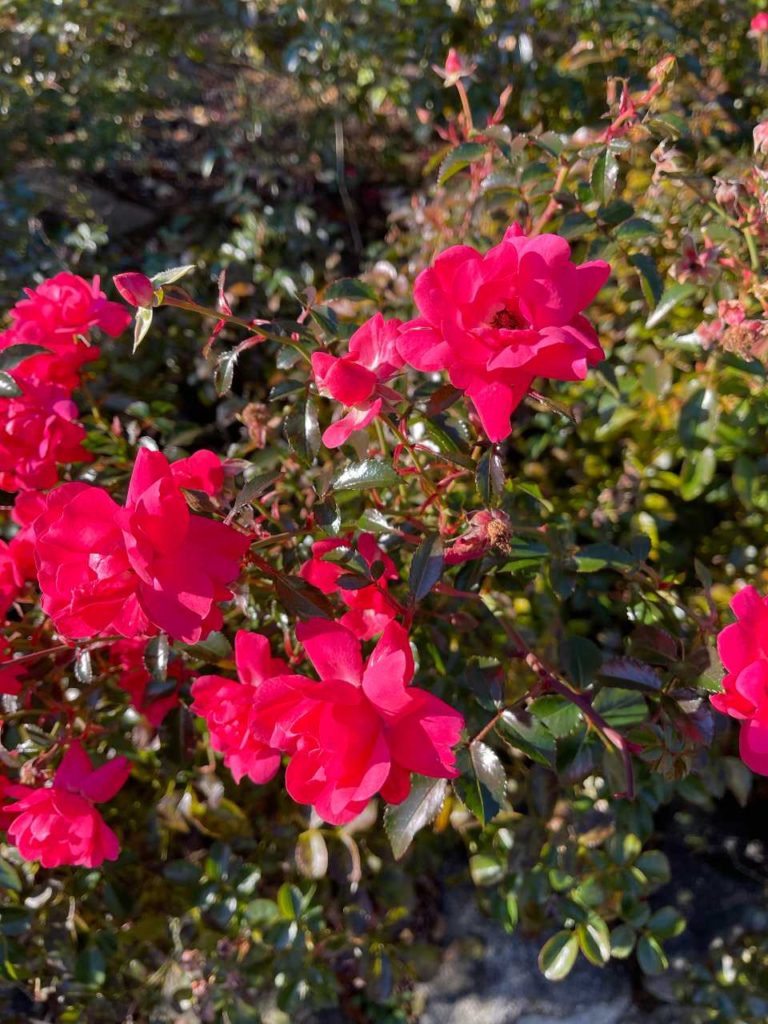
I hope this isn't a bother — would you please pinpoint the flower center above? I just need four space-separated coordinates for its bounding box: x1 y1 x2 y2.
489 307 526 331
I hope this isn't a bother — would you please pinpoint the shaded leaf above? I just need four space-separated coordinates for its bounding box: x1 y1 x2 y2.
646 283 696 328
591 149 619 204
0 371 22 397
329 459 399 493
455 741 506 825
409 533 444 601
438 142 486 184
284 396 321 466
538 931 579 981
0 344 50 372
384 776 447 860
599 657 663 692
324 278 377 301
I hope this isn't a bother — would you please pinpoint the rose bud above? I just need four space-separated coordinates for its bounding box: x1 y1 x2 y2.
113 272 156 308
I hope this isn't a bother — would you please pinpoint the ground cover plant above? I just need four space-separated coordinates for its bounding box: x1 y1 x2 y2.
1 2 768 1021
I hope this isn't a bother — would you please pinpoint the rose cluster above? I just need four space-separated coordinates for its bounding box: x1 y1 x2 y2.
0 232 614 867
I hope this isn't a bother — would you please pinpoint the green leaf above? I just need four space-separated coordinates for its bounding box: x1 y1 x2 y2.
438 142 487 185
591 149 619 204
276 883 304 920
309 304 338 335
646 283 696 328
629 254 663 307
324 278 377 301
132 306 153 353
610 924 636 959
268 378 305 401
615 217 658 241
647 113 687 139
274 575 334 620
538 931 579 981
329 459 399 493
593 688 647 727
0 344 50 372
151 263 196 286
634 850 671 885
560 636 602 686
384 776 447 860
476 447 505 503
679 446 716 501
575 542 635 573
559 212 594 240
75 947 106 987
529 695 582 737
409 533 444 601
469 853 505 887
647 906 686 941
230 472 279 518
284 396 321 466
179 631 233 663
144 634 169 681
598 657 663 692
637 935 669 975
499 711 556 766
0 372 22 398
723 756 753 807
0 859 21 893
455 741 506 825
506 892 519 930
577 915 611 966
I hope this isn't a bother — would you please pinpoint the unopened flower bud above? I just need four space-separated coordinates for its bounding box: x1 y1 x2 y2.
444 48 463 76
432 48 477 86
648 54 676 86
113 272 155 308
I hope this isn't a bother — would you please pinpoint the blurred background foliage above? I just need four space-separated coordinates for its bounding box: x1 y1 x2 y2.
2 0 768 1021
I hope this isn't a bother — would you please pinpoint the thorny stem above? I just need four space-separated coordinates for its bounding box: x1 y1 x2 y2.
531 163 571 236
514 631 636 800
478 621 636 800
0 636 120 671
161 291 313 364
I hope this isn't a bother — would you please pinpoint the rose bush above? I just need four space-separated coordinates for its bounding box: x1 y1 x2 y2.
2 6 768 1021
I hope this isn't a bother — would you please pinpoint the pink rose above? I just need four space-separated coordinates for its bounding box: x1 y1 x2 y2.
281 619 464 824
191 631 300 783
0 380 93 492
751 12 768 33
193 620 465 824
4 742 130 868
312 313 404 448
0 542 23 619
9 272 130 345
299 532 399 639
7 490 48 582
397 224 610 442
712 585 768 774
31 448 251 643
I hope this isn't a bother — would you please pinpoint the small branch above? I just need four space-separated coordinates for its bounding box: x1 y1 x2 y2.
470 708 505 746
334 115 363 257
507 626 635 800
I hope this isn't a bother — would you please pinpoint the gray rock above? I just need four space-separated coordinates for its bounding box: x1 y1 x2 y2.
417 884 688 1024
